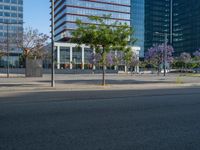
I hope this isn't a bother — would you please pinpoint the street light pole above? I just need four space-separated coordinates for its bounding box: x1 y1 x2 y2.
164 33 168 76
51 0 55 87
6 23 9 78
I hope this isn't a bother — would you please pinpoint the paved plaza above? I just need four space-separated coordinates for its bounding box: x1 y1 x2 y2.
0 73 200 93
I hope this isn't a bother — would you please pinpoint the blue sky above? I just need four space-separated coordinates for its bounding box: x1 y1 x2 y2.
24 0 50 35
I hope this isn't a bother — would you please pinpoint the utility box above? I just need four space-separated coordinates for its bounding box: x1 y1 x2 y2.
26 58 43 77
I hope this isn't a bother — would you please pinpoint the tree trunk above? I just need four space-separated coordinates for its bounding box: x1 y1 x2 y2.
185 63 187 72
102 48 106 86
102 64 106 86
157 66 160 76
131 66 134 76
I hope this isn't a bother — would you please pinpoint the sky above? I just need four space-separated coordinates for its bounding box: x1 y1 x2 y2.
24 0 50 35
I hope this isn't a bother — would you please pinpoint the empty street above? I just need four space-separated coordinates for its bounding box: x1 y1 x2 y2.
0 88 200 150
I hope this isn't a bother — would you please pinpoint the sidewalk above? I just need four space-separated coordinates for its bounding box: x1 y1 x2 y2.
0 74 200 93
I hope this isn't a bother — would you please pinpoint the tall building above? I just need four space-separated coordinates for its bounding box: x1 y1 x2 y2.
52 0 140 70
172 0 200 55
131 0 145 57
144 0 172 50
131 0 200 57
131 0 172 57
0 0 23 67
54 0 131 41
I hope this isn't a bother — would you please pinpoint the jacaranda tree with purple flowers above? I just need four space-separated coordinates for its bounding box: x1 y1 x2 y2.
193 49 200 60
106 52 115 67
193 49 200 68
88 52 102 67
145 44 174 75
179 52 191 70
88 52 115 69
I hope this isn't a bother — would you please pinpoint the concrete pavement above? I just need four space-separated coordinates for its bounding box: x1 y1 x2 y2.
0 74 200 93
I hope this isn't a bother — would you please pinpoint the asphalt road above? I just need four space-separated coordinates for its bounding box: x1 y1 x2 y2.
0 88 200 150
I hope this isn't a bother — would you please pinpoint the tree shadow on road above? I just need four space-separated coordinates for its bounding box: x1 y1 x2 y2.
51 79 175 85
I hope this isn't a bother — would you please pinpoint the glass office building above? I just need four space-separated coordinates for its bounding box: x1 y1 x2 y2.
144 0 171 52
131 0 200 56
131 0 172 57
0 0 23 67
54 0 131 41
131 0 145 57
172 0 200 55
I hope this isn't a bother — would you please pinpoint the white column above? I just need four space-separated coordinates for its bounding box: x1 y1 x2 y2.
57 46 60 69
70 46 73 69
114 51 117 70
136 52 140 73
82 46 84 70
125 65 127 73
135 66 139 73
93 49 96 70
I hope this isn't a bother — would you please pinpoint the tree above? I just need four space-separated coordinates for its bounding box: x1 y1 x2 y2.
0 49 4 57
123 49 139 73
193 49 200 69
145 44 174 75
16 27 49 61
88 52 102 69
112 52 123 68
193 49 200 61
88 52 116 70
179 52 191 71
71 15 135 85
106 52 115 67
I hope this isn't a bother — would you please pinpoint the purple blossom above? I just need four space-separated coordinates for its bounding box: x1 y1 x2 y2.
88 52 115 66
106 53 114 66
193 49 200 58
179 52 191 63
116 52 125 64
145 44 174 65
88 52 101 65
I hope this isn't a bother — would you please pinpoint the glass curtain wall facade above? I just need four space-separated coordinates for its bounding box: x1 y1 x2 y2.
54 0 131 41
172 0 200 55
142 0 200 56
144 0 171 51
131 0 172 57
0 0 23 67
131 0 145 57
131 0 200 56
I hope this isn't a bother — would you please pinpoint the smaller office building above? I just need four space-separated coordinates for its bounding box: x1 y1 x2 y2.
54 42 140 72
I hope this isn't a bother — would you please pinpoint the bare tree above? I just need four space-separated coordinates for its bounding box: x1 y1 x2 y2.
16 27 49 60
